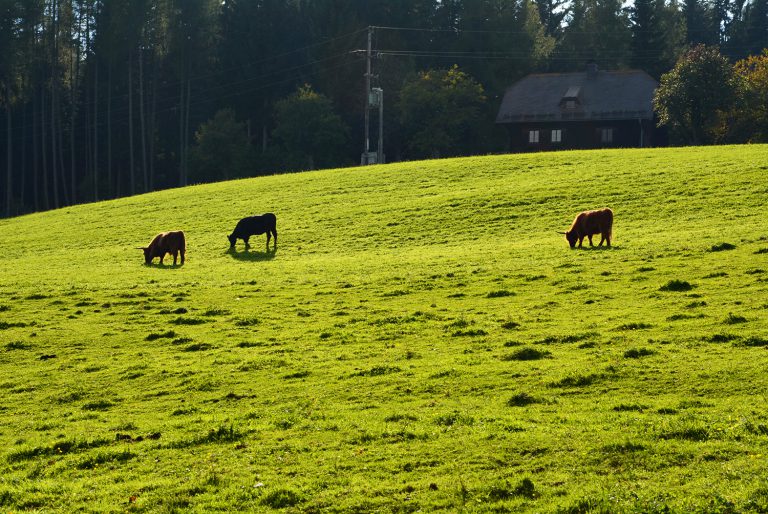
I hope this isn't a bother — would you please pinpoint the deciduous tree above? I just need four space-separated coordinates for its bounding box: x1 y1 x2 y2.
728 50 768 142
654 45 738 144
397 65 486 159
189 108 256 183
272 84 350 171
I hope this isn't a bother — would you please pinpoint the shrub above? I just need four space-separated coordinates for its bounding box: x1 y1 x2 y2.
260 488 303 509
183 343 212 352
435 410 474 427
740 336 768 347
82 400 114 411
724 313 748 324
486 290 515 298
708 333 739 343
204 424 242 443
538 332 597 344
507 392 538 407
283 370 310 379
709 242 736 252
618 322 653 330
501 347 552 361
170 317 207 326
145 331 177 341
203 308 230 317
659 424 710 441
624 348 656 358
659 280 694 292
451 328 488 337
4 341 31 350
487 477 538 501
350 366 401 378
613 404 646 412
550 373 601 388
234 317 260 327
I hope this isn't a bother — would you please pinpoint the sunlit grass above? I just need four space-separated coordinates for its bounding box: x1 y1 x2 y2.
0 145 767 512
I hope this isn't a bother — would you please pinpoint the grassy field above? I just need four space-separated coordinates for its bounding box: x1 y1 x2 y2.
0 145 767 513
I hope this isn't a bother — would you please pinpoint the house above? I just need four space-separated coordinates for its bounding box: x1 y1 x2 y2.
495 64 664 151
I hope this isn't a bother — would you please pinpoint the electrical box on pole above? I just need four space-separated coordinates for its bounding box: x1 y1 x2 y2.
372 88 384 164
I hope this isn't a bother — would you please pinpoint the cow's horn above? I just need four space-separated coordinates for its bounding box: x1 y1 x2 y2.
555 231 566 235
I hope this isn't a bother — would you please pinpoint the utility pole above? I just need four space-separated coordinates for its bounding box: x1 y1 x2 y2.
375 87 384 164
362 26 372 165
361 26 384 165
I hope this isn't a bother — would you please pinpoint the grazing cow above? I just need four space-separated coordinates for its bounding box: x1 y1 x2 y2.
228 213 277 249
138 231 186 265
561 208 613 248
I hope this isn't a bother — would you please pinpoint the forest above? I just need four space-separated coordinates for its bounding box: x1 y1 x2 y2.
1 0 767 217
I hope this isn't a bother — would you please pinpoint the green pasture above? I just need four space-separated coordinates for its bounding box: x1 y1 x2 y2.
0 145 767 512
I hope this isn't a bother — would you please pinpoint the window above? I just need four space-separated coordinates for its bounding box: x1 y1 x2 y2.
565 100 576 110
551 129 562 143
528 130 540 143
600 128 614 144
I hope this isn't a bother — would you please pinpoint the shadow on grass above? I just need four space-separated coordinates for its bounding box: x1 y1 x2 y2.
571 245 620 251
226 247 277 262
145 262 184 269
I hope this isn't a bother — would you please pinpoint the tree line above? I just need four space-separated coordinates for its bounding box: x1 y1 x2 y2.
1 0 767 217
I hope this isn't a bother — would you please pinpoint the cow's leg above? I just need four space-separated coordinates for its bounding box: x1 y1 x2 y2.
273 228 278 248
159 254 164 265
180 249 185 264
588 234 594 246
172 251 178 265
266 231 271 249
244 236 250 248
578 236 584 248
598 234 605 246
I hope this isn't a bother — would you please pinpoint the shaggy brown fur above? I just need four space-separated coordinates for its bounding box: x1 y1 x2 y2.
564 208 613 248
139 231 186 265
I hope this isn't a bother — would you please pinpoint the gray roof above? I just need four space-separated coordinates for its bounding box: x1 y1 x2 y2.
496 69 658 124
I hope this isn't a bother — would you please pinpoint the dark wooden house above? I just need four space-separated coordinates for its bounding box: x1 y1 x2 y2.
495 65 665 151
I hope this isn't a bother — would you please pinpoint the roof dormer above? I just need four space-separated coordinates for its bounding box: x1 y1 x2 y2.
560 86 581 110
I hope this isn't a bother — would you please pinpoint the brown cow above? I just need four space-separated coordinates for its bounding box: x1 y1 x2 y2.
561 208 613 248
138 231 186 265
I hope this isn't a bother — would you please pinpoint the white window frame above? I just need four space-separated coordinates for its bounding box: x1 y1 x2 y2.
528 130 540 143
600 128 614 144
551 129 562 143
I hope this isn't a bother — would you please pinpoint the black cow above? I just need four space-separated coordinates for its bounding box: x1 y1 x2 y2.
228 213 277 250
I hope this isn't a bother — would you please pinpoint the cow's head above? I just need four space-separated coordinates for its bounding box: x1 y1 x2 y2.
138 247 151 264
227 233 236 248
565 231 578 248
